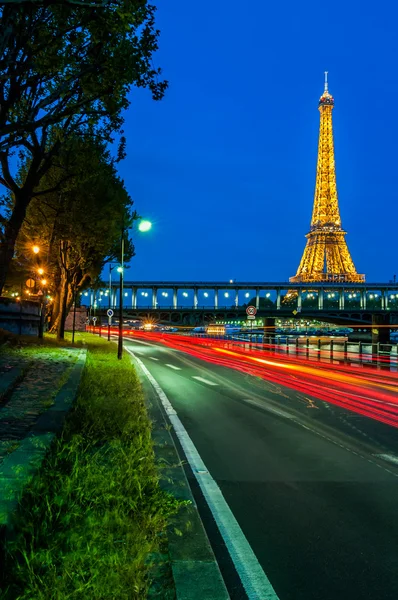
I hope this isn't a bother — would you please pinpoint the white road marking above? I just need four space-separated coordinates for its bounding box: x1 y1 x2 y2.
192 376 218 386
375 454 398 465
126 347 279 600
149 357 159 361
165 363 182 370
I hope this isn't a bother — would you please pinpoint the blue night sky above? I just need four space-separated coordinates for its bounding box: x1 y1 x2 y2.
117 0 398 284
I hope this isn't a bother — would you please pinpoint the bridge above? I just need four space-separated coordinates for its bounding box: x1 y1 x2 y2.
84 281 398 342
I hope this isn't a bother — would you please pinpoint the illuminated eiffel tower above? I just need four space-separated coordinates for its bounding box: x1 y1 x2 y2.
290 73 365 284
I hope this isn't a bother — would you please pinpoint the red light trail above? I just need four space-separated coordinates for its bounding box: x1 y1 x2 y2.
117 330 398 429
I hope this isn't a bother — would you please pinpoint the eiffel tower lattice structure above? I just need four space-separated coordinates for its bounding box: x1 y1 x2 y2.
290 73 365 284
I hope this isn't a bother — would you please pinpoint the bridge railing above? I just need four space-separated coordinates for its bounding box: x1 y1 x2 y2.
190 333 398 368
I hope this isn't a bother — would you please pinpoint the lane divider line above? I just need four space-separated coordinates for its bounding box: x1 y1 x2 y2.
149 357 159 361
126 346 280 600
165 364 182 370
375 454 398 465
192 376 218 386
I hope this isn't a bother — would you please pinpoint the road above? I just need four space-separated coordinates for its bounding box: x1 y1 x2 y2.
123 333 398 600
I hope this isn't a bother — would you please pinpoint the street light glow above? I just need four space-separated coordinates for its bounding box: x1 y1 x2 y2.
32 245 40 254
38 268 44 275
117 266 123 273
138 220 152 233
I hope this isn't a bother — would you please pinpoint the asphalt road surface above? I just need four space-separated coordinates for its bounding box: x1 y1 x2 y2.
124 336 398 600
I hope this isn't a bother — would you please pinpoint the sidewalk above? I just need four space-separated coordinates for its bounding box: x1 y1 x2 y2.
0 346 82 462
0 341 86 561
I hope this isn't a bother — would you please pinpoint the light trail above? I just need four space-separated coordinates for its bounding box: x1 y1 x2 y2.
91 327 398 428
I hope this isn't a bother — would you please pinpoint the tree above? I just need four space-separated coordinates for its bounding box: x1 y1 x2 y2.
0 1 166 292
10 135 136 338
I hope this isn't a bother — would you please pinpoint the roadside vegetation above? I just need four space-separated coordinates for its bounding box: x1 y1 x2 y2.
1 334 180 600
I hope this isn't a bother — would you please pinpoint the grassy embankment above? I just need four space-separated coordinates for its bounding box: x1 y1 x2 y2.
1 333 181 600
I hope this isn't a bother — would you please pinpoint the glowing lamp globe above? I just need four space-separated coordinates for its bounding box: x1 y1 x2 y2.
138 220 152 233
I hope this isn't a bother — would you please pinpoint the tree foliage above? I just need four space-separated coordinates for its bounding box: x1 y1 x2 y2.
0 1 166 292
9 136 136 337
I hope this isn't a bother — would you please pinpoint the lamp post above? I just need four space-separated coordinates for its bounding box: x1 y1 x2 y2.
107 263 119 341
117 219 152 360
117 245 124 360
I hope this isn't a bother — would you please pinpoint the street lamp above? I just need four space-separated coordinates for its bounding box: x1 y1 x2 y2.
32 245 40 254
118 219 152 360
138 220 152 233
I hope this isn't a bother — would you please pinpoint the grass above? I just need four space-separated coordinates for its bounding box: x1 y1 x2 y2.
1 334 182 600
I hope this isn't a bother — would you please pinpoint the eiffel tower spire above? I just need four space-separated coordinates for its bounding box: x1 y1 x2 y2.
290 74 365 283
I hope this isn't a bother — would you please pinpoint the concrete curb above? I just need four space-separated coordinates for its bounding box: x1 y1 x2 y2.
135 357 230 600
0 349 87 566
0 367 25 403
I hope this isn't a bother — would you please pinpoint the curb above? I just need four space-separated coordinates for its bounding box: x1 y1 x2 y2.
0 367 25 403
135 357 230 600
0 348 87 568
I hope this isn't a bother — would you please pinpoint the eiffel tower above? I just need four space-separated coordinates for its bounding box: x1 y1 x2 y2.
290 73 365 284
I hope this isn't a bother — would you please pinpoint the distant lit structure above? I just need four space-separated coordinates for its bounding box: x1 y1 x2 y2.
290 73 365 284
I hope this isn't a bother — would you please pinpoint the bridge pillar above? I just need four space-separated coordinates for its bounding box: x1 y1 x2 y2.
152 288 157 309
381 291 386 310
276 289 281 310
318 289 324 310
215 289 218 309
264 317 275 339
361 291 367 310
194 288 198 309
297 289 302 310
132 288 137 309
255 288 260 309
339 290 344 310
173 288 177 309
235 289 239 307
372 313 390 347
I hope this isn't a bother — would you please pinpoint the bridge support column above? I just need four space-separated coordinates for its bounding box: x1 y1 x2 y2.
276 289 281 310
235 289 239 307
214 289 218 309
361 291 367 310
255 288 260 310
264 317 275 340
297 289 302 310
381 291 386 310
318 289 324 310
132 288 137 309
173 288 177 309
372 314 390 348
339 290 344 310
152 288 157 309
194 288 198 309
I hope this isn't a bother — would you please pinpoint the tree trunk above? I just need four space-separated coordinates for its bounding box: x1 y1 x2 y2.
49 270 62 330
0 194 30 294
56 269 69 340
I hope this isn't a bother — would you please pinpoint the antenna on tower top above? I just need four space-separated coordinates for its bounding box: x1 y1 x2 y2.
324 71 329 93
